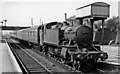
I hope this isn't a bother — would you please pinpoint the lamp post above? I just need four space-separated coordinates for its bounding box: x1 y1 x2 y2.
3 19 7 26
0 21 4 39
0 21 4 27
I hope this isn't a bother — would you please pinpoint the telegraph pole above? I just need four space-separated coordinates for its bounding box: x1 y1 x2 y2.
115 16 119 43
65 13 67 21
0 21 4 39
40 18 41 25
101 19 105 44
31 17 33 27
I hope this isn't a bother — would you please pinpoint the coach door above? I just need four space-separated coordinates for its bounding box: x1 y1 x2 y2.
38 25 44 46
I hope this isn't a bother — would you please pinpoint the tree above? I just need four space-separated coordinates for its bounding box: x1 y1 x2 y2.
106 16 119 31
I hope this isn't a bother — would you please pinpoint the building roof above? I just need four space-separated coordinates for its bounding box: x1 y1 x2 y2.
76 2 110 10
1 26 30 30
66 15 76 21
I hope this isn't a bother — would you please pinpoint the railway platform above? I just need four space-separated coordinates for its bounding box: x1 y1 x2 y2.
0 39 22 74
100 45 120 65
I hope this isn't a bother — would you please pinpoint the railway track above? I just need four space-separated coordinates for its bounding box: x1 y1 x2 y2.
7 40 52 74
6 38 120 74
6 39 82 74
32 48 120 74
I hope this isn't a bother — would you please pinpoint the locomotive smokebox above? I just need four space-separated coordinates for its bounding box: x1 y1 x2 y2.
74 26 93 46
64 26 93 46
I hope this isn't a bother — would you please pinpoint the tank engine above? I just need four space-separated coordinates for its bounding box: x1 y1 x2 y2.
41 2 110 70
40 21 108 71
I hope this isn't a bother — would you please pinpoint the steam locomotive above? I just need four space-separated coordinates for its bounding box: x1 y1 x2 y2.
10 2 110 71
10 21 108 70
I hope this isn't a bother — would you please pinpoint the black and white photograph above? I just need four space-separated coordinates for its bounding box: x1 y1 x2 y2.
0 0 120 74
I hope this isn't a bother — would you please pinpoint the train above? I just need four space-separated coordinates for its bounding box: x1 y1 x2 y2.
10 2 110 71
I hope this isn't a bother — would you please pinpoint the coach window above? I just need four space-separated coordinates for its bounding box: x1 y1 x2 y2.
33 31 35 36
32 31 34 36
29 31 30 36
32 31 33 35
31 31 32 36
30 31 31 36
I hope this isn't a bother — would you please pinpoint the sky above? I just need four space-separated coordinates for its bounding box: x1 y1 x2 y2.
0 0 119 27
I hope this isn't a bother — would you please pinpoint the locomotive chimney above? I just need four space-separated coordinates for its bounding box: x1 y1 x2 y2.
65 13 67 20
